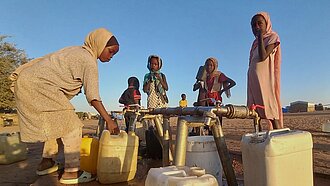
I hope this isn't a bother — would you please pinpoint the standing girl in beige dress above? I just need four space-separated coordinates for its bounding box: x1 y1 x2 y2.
247 12 283 130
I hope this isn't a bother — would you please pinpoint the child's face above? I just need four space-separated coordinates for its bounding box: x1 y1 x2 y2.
205 60 215 74
99 45 119 62
251 15 267 37
182 95 186 100
150 58 159 72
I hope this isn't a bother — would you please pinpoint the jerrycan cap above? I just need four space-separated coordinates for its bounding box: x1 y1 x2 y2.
250 133 266 143
189 167 206 177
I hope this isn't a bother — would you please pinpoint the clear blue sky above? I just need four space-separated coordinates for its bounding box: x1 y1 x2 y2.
1 1 329 112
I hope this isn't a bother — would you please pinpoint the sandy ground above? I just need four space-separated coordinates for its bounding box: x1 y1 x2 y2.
0 111 329 186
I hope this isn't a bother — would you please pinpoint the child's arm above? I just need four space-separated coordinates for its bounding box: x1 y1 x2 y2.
143 81 150 93
91 100 119 134
193 81 205 91
119 91 127 105
143 74 151 93
156 73 168 91
257 30 277 61
220 77 236 95
119 97 125 105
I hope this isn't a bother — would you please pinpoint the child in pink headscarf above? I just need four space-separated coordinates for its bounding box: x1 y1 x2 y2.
247 12 283 130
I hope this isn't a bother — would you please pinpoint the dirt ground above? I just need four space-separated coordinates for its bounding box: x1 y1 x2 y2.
0 111 329 186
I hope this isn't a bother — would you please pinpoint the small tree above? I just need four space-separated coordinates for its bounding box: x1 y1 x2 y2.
0 35 29 110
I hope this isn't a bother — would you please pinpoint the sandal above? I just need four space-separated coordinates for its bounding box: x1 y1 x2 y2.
36 162 59 176
59 171 95 184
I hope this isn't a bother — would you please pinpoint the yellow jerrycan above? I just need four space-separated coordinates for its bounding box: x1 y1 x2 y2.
80 136 99 174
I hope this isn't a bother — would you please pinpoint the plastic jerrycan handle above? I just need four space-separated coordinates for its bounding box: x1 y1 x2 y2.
117 130 128 138
266 128 290 138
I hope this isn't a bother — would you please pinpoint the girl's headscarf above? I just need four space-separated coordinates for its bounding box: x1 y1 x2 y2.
128 76 140 90
82 28 114 60
146 55 163 73
203 57 231 98
250 12 280 56
204 57 221 77
254 12 274 38
143 55 166 96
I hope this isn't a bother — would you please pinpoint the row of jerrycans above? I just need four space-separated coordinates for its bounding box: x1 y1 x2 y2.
80 130 139 184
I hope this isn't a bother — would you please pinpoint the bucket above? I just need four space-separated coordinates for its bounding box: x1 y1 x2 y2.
80 136 99 174
97 130 139 184
186 136 222 185
0 132 27 164
241 128 313 186
145 166 218 186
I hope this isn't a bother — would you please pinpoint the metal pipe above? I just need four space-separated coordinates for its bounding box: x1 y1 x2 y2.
128 112 139 133
254 116 261 134
212 117 238 186
149 106 218 116
178 115 212 126
154 116 164 140
174 113 238 185
174 116 208 166
174 117 188 166
154 116 173 163
162 116 170 166
149 105 258 119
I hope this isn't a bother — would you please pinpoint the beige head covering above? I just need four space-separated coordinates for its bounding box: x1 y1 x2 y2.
82 28 114 60
203 57 231 98
204 57 221 77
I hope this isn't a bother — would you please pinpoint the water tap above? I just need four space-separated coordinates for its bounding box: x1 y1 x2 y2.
203 110 217 126
250 104 264 134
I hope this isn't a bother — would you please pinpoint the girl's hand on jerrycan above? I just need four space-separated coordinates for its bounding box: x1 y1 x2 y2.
106 119 120 135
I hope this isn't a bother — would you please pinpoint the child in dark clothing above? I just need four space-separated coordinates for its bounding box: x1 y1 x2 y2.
119 77 141 132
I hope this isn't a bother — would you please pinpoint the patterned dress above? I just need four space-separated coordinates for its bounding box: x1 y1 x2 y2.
147 81 167 108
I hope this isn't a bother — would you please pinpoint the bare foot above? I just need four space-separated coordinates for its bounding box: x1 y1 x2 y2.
37 158 55 171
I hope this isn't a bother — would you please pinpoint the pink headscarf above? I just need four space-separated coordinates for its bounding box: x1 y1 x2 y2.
256 12 274 38
204 57 221 77
250 12 279 53
249 12 283 128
